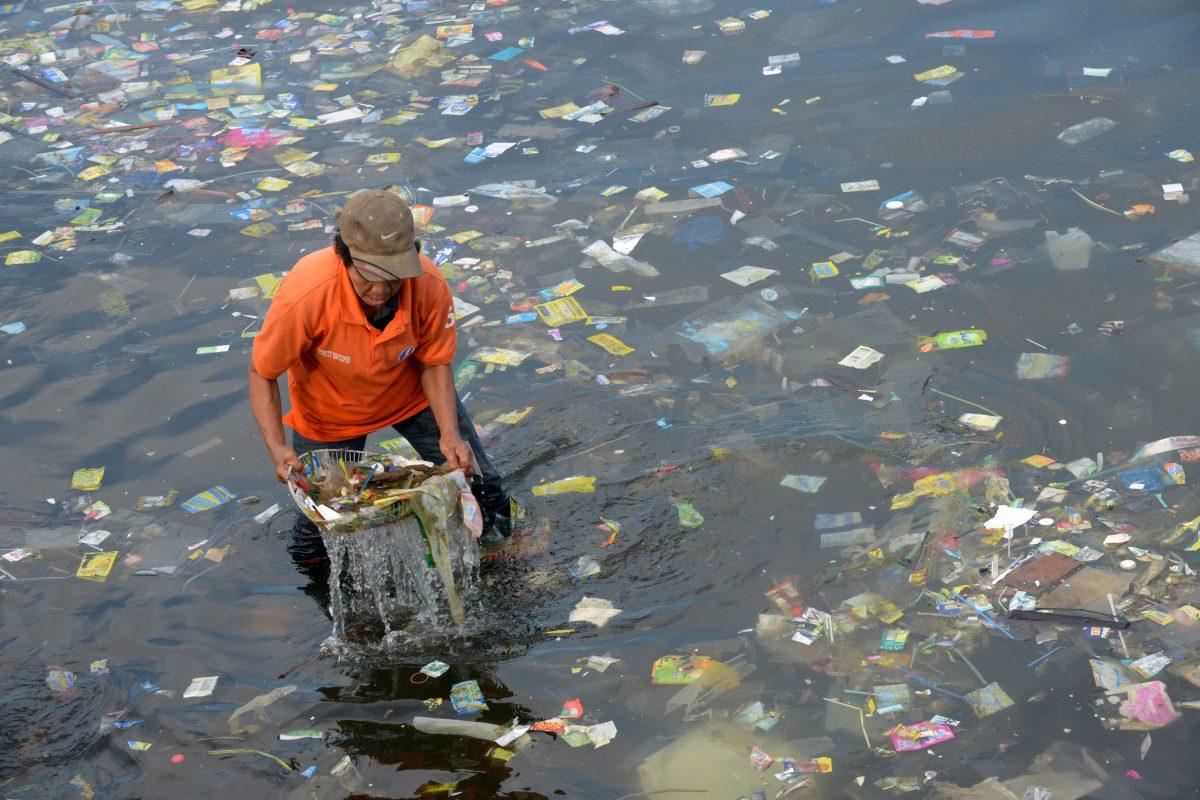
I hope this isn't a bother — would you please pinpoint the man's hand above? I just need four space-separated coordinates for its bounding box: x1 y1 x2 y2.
419 363 474 477
440 433 474 477
270 445 303 484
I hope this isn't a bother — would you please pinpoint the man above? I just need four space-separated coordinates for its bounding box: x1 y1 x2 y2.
248 189 512 568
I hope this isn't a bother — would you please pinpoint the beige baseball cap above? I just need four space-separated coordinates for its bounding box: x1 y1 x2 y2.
338 189 422 281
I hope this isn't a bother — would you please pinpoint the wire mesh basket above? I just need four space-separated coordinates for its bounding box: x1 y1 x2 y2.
286 447 452 535
286 447 481 630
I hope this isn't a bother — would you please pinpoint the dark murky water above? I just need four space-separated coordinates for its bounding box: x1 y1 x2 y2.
4 0 1200 797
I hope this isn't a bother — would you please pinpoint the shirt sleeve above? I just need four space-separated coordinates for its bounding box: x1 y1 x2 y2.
412 271 457 366
251 293 312 379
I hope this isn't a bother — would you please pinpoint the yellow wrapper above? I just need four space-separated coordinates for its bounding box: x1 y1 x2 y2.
587 333 634 356
536 297 588 326
913 64 956 82
72 467 105 490
77 552 118 582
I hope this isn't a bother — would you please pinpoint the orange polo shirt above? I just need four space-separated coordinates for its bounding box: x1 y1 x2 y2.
252 246 457 441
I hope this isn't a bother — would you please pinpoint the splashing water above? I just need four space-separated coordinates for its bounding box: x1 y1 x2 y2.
322 511 481 653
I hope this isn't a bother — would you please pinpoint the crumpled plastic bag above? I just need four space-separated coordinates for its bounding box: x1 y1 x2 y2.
228 684 298 735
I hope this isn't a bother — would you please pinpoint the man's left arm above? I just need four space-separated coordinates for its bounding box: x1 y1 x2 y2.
413 267 472 474
417 361 473 475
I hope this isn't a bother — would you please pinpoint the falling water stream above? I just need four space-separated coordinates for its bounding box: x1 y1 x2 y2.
323 513 482 651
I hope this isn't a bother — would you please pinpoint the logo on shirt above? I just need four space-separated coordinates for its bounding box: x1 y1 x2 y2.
396 345 415 363
317 348 351 365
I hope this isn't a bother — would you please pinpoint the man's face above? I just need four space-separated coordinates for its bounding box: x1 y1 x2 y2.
346 260 404 308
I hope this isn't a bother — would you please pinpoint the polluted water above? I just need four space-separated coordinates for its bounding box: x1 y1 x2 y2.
7 0 1200 796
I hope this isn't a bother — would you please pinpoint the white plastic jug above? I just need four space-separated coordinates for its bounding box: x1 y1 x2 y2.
1045 228 1093 271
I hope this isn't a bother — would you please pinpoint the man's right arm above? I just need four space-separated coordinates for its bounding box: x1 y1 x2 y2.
249 285 310 483
248 362 302 483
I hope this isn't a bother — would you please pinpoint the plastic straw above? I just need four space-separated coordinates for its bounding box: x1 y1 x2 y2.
1027 646 1063 668
951 590 1017 640
900 666 972 703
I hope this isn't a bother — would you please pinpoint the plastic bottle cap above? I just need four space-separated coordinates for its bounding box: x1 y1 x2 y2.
171 754 185 764
760 288 778 301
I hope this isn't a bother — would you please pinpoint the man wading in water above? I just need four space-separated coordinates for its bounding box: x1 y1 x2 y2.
247 189 513 570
